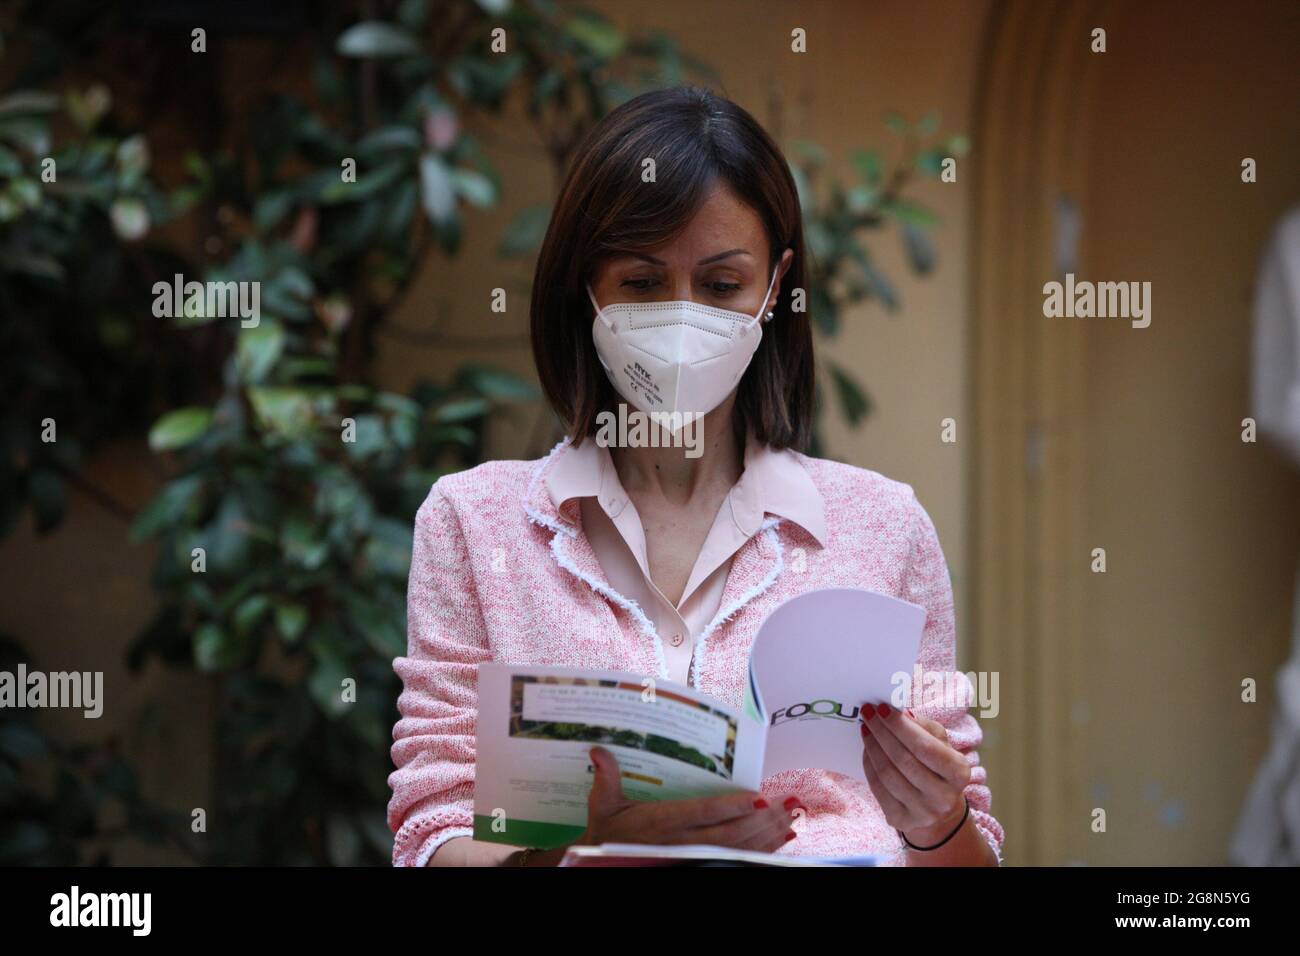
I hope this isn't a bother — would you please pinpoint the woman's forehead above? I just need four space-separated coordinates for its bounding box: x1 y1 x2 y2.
601 192 768 266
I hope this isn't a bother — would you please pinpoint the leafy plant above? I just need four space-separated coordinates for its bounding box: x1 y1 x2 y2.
0 79 184 538
0 636 192 865
125 0 714 864
789 113 970 451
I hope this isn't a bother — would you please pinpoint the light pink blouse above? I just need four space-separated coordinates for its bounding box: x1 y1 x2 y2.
387 437 1006 865
544 431 828 687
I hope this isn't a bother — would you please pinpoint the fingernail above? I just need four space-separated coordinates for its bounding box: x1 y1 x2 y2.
862 703 877 720
783 796 801 811
906 708 915 718
753 798 768 809
861 721 872 737
784 831 796 842
879 703 892 717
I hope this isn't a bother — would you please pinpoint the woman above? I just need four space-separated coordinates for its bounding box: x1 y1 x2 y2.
387 86 1004 867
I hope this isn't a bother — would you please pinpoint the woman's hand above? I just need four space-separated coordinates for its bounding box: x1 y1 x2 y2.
576 745 805 853
859 703 971 846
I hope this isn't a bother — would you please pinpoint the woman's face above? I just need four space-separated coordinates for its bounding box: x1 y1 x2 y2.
589 182 793 318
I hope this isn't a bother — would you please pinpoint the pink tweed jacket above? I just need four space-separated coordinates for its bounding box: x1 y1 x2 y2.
387 438 1006 866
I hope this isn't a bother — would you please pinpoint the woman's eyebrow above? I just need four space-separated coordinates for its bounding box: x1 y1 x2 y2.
698 248 751 265
623 249 752 266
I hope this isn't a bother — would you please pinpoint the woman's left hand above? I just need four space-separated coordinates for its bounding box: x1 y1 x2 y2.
859 702 970 845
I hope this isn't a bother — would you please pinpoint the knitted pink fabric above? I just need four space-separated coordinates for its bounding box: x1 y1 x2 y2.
387 438 1006 866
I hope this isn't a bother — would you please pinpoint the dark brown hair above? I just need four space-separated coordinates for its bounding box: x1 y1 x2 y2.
529 85 815 451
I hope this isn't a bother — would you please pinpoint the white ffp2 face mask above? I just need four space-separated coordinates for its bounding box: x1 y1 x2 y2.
586 264 779 424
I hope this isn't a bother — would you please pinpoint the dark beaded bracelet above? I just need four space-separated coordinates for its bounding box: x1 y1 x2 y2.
898 796 969 851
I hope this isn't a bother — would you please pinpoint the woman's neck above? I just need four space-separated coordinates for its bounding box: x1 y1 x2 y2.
608 402 745 506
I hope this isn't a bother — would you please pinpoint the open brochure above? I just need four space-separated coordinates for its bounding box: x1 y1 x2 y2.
472 587 926 851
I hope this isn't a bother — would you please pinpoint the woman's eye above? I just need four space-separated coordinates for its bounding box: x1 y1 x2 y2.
707 281 742 296
620 278 658 292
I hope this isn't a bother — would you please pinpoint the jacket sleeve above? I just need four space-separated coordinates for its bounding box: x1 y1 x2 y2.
387 480 493 866
898 487 1006 865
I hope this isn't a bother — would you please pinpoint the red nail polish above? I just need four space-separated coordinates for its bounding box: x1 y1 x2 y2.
879 703 892 717
862 703 877 719
783 796 801 811
906 708 915 718
753 798 768 809
784 831 796 842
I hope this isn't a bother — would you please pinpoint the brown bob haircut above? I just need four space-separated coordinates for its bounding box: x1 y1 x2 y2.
529 85 815 452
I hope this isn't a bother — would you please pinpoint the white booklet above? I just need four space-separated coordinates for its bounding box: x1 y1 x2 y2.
472 587 926 850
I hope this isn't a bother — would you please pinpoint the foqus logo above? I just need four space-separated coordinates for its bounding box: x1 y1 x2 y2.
770 700 861 726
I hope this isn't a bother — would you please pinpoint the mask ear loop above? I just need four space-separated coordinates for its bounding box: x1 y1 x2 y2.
752 260 781 325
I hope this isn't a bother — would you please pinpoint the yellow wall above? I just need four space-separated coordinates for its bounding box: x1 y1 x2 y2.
1073 0 1300 864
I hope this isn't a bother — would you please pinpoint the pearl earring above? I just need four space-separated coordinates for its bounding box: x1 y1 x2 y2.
764 310 775 323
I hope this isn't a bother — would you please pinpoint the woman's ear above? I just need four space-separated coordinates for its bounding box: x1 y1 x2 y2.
765 247 796 317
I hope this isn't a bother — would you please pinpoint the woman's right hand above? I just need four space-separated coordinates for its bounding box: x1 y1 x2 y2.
576 745 805 853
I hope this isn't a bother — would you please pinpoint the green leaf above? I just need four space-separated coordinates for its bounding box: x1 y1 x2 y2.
194 622 236 672
236 321 286 384
790 140 828 167
234 594 271 635
109 198 150 240
565 11 625 58
450 168 496 208
809 283 837 337
846 185 880 214
248 388 314 438
374 392 422 418
321 161 408 204
418 153 455 225
253 189 296 231
363 518 413 579
0 90 61 116
901 222 936 274
274 602 309 643
827 361 872 426
881 198 939 227
308 657 351 716
336 21 422 58
851 149 882 185
434 397 489 423
148 407 213 451
344 414 388 459
357 126 422 156
281 515 330 571
498 203 550 257
130 473 205 542
427 424 477 447
343 592 405 659
458 365 538 401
